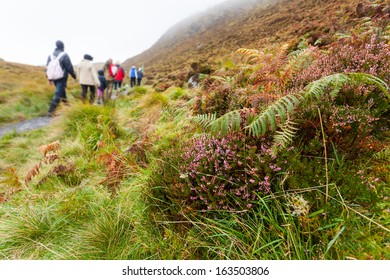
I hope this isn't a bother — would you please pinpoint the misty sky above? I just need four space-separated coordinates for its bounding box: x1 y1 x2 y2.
0 0 226 66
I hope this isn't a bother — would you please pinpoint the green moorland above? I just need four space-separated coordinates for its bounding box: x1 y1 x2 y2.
0 61 80 125
0 26 389 259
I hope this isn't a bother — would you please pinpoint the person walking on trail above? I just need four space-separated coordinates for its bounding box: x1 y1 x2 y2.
97 69 107 105
129 66 138 87
137 68 143 86
103 59 116 100
77 54 100 104
113 61 125 94
46 40 76 117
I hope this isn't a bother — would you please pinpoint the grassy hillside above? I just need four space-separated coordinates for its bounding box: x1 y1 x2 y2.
123 0 389 87
0 0 389 260
0 61 79 125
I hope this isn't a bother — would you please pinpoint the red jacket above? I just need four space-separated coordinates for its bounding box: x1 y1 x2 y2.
115 67 125 81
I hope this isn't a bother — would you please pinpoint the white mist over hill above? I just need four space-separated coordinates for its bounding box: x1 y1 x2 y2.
0 0 227 66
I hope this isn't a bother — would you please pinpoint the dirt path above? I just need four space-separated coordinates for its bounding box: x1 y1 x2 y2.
0 117 52 138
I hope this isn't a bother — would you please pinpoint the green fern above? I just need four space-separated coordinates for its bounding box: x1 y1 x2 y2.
286 43 316 75
346 73 390 99
193 113 217 129
271 118 300 155
305 73 390 101
373 147 390 162
246 94 303 137
209 72 388 138
209 109 243 135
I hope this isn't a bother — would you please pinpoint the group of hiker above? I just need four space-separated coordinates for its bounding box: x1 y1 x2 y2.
46 40 144 116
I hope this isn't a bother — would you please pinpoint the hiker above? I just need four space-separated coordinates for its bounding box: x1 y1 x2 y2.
46 40 76 117
129 66 138 87
97 69 107 105
103 59 116 100
77 54 100 104
113 61 125 93
137 68 143 86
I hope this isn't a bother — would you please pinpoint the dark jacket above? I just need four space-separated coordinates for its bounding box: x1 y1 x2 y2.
46 48 76 81
137 70 143 79
98 70 107 90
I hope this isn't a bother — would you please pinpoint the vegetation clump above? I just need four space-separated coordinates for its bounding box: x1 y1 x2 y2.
0 4 389 260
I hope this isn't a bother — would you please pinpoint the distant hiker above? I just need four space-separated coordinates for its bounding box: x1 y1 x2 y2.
103 59 116 100
113 61 125 93
129 66 138 87
97 69 107 105
46 40 76 117
77 54 100 104
137 68 143 86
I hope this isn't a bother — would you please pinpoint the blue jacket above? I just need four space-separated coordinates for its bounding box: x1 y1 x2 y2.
129 66 137 78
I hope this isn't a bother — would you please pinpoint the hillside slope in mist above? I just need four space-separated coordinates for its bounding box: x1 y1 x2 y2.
123 0 388 85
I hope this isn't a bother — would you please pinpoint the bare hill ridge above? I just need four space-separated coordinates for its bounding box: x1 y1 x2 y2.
123 0 387 86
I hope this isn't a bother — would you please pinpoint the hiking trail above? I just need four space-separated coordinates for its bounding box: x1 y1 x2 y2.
0 117 52 138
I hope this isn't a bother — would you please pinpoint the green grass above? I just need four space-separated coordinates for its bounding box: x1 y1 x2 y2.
0 61 79 125
0 66 388 260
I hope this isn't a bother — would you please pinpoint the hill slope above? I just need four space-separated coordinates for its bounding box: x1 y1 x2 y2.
123 0 386 85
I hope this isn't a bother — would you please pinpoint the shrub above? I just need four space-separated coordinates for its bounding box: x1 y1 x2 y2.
155 82 172 93
293 34 390 86
178 133 282 212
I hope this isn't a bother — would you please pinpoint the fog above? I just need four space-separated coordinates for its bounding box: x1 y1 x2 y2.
0 0 228 65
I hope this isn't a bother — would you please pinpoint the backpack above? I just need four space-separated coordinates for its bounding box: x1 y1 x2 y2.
46 52 66 80
111 65 118 76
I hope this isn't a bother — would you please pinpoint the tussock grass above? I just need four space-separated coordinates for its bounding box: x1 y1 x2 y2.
0 205 70 259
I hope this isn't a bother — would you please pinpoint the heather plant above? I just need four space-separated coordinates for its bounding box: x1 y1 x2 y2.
293 34 390 86
298 101 386 158
285 34 390 157
178 133 282 213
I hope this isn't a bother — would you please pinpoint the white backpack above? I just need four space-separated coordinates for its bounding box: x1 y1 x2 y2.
111 65 118 76
46 52 66 80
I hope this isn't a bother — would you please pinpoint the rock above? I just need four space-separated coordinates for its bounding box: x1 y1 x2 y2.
187 74 200 88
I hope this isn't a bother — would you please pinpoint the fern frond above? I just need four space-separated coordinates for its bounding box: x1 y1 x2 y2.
209 109 243 135
373 147 390 162
304 73 348 101
285 47 316 78
210 76 226 82
210 72 388 138
347 73 390 99
193 113 217 129
304 73 390 101
246 94 303 137
272 118 300 155
0 167 22 190
236 48 264 64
